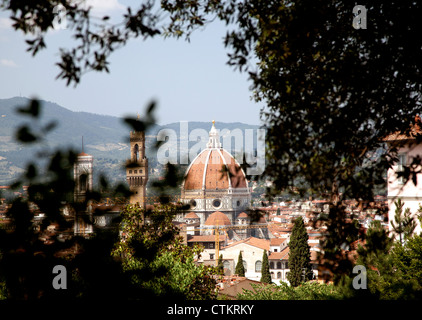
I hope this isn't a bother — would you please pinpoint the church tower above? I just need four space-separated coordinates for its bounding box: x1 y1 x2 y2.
73 138 94 235
74 141 93 203
126 125 148 208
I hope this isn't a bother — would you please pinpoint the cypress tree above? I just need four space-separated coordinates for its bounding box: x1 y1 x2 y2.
235 251 245 277
287 216 313 287
260 250 271 284
217 254 224 275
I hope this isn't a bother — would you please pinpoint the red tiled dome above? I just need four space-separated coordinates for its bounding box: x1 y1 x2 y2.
183 121 248 191
185 212 200 219
237 212 248 218
205 211 231 226
183 148 248 190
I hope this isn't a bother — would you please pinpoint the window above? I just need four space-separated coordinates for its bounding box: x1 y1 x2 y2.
209 242 214 249
255 260 262 272
277 272 281 279
223 260 230 270
190 200 197 209
276 262 282 269
270 262 274 269
210 253 214 260
243 260 247 272
133 144 139 162
274 248 278 252
79 174 87 192
398 153 407 184
213 199 221 208
271 272 275 279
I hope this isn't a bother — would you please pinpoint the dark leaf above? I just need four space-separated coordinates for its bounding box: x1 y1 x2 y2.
16 126 38 143
123 117 146 132
16 99 41 118
42 121 57 134
25 164 37 180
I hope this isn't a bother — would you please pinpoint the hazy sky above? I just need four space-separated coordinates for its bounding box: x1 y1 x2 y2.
0 0 263 125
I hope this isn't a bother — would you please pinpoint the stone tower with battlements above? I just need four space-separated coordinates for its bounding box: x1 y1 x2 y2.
126 128 148 208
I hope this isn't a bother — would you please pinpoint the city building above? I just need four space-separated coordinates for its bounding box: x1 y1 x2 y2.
385 114 422 237
218 237 270 281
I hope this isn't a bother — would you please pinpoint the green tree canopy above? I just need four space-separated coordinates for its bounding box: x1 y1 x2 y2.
392 235 422 291
112 204 217 299
341 221 422 300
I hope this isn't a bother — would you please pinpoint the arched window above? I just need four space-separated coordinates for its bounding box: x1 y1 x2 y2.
276 261 282 269
79 174 87 192
255 260 262 272
277 272 281 279
270 262 274 269
271 272 274 279
133 144 139 162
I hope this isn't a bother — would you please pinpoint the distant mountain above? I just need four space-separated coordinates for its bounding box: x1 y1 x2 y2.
0 96 129 152
0 97 261 185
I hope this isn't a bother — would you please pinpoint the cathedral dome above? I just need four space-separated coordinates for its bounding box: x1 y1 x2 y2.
183 122 248 191
237 212 248 218
204 211 231 226
180 121 251 219
185 212 200 219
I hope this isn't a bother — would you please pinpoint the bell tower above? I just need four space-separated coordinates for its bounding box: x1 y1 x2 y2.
74 137 93 203
126 125 148 208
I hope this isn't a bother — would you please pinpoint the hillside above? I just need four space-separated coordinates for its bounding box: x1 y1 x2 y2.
0 97 261 186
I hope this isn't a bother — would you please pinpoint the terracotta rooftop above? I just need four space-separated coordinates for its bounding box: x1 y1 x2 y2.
269 247 319 262
188 235 227 243
269 248 289 260
384 114 422 142
270 238 287 246
223 237 270 251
